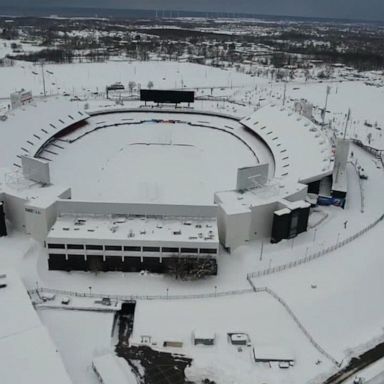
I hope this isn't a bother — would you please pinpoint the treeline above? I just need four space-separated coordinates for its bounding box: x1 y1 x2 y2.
8 48 74 63
263 39 384 71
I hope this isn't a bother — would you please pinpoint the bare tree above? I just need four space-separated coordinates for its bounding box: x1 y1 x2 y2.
128 81 136 94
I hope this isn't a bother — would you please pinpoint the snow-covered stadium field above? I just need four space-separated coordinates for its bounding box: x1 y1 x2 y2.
47 112 272 204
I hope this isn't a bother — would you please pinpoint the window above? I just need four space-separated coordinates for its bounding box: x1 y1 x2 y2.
200 248 218 254
124 246 141 252
162 247 179 253
48 253 65 258
47 243 65 249
67 244 84 250
85 245 103 250
143 246 160 252
105 245 122 251
181 248 198 254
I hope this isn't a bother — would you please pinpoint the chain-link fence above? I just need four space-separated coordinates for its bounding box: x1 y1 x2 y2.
248 214 384 280
28 287 254 302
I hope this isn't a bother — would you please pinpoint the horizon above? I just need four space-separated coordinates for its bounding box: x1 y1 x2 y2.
0 2 384 24
0 2 383 24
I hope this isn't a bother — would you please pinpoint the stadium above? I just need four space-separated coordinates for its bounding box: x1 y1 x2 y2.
0 88 343 278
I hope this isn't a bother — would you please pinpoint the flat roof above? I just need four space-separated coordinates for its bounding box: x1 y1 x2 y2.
93 354 137 384
215 180 307 215
193 330 216 340
275 208 291 216
253 345 294 361
0 270 72 384
48 214 218 245
0 167 70 209
231 333 248 341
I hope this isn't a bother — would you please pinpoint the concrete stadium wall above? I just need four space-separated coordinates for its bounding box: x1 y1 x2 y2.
2 193 28 232
56 200 218 218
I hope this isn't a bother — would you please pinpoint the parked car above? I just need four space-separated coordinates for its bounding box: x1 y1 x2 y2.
61 297 70 305
101 297 111 306
41 293 56 302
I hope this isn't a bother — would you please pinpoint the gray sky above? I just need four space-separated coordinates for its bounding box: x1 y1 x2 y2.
1 0 384 21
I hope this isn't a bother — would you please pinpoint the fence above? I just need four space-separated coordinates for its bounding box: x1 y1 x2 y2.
246 277 340 366
248 214 384 280
348 161 365 213
28 287 254 302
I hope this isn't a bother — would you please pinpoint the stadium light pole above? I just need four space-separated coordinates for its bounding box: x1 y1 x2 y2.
313 228 318 243
343 108 351 140
322 85 331 127
259 239 264 261
39 59 47 97
214 285 217 297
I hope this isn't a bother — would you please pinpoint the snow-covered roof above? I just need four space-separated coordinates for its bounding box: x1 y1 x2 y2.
215 106 332 217
230 333 248 342
253 345 294 362
48 213 218 245
193 329 216 340
215 180 307 215
274 208 291 216
0 167 70 209
0 98 88 168
241 104 333 184
92 354 138 384
0 270 72 384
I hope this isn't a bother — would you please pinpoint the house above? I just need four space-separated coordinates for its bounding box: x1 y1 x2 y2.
192 330 216 346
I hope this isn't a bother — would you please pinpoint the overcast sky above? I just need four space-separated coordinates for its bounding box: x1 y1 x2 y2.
1 0 384 21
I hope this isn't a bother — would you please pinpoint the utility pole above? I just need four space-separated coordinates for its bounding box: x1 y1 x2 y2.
282 81 287 106
322 85 330 127
259 239 264 261
343 108 351 139
39 59 47 97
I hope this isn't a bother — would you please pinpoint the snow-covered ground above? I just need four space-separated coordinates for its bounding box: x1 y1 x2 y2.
0 60 256 98
131 294 334 384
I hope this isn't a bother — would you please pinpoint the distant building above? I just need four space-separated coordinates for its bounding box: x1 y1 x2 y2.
192 330 216 346
294 99 313 120
10 89 32 109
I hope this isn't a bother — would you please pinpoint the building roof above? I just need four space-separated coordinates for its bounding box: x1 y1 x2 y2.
0 98 88 168
48 214 218 245
241 105 333 184
0 167 70 209
230 333 248 342
193 329 216 340
215 180 307 215
93 354 138 384
0 270 72 384
253 345 294 361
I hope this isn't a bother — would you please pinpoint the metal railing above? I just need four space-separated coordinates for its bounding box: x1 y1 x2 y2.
28 287 254 302
248 214 384 280
348 161 365 213
246 276 339 366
